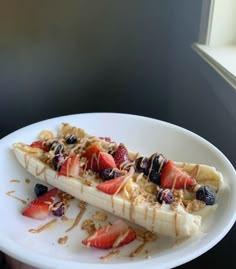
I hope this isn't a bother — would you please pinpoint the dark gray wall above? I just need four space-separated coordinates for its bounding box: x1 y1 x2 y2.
0 0 167 137
161 1 236 168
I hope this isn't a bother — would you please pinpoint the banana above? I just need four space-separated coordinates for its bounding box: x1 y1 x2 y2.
12 124 223 239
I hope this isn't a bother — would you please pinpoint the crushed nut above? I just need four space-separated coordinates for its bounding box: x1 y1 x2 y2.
135 228 157 242
58 192 74 204
79 201 87 209
145 184 157 195
81 219 96 235
92 211 108 221
38 130 54 140
183 199 206 212
144 231 157 242
173 189 184 200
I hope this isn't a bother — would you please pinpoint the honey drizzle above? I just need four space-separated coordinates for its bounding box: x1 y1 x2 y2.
5 191 27 204
28 219 58 233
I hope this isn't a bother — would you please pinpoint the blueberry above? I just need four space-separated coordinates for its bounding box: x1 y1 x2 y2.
135 157 150 176
149 169 161 185
149 153 167 172
66 135 77 144
50 141 64 154
52 202 66 217
100 168 120 180
34 183 48 197
156 188 174 204
196 185 216 205
52 154 64 171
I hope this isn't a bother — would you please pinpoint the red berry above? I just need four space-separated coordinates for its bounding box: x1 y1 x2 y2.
113 143 130 169
82 219 136 249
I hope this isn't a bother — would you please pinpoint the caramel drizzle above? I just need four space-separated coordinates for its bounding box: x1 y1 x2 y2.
100 249 120 260
129 241 147 257
57 235 69 245
9 179 20 183
174 212 178 237
65 203 87 232
35 166 47 177
28 219 58 233
151 207 156 231
144 206 148 220
5 191 27 205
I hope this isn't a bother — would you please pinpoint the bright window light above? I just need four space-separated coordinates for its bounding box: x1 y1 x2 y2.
193 0 236 89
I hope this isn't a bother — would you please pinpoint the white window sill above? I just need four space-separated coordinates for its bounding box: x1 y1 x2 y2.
192 43 236 90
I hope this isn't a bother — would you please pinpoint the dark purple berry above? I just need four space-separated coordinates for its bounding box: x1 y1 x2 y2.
34 183 48 197
52 202 66 217
135 157 150 176
52 154 64 171
149 169 161 185
100 168 120 180
156 188 174 204
149 153 167 173
196 185 215 205
50 141 64 154
66 135 77 144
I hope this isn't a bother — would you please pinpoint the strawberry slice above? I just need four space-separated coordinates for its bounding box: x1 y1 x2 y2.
84 143 117 172
160 160 196 189
30 140 50 151
97 152 117 171
22 188 58 220
96 176 124 194
84 143 102 159
113 143 130 169
82 219 136 249
59 155 80 177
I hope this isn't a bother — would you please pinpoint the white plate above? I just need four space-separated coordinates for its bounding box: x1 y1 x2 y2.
0 113 235 269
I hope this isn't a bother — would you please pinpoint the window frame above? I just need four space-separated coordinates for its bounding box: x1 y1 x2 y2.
193 0 236 89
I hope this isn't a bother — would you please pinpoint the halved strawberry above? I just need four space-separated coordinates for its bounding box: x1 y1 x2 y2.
97 152 117 171
22 188 58 220
96 176 124 194
85 145 117 172
59 155 80 177
83 143 102 159
113 143 130 169
30 140 50 151
82 219 136 249
160 160 196 189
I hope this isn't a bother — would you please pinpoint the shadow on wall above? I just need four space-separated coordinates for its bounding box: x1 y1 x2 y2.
0 1 168 138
